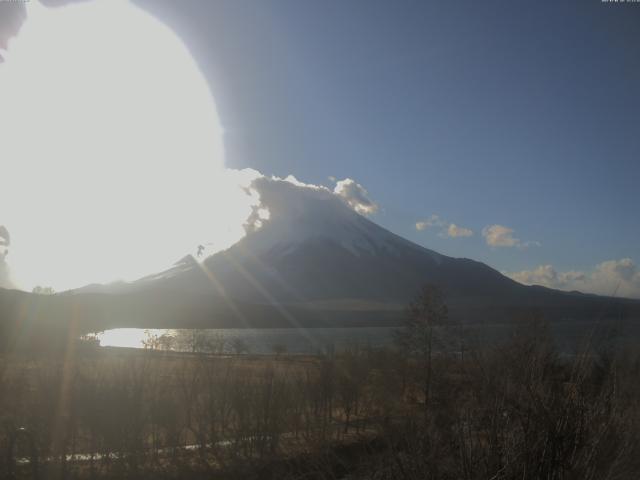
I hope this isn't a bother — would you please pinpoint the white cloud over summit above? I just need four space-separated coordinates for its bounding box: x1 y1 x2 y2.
507 258 640 299
333 178 378 216
240 173 379 237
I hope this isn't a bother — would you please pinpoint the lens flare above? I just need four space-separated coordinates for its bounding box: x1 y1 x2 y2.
0 1 254 291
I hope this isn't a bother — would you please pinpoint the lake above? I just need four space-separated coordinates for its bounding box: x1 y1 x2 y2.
94 319 639 355
96 327 399 354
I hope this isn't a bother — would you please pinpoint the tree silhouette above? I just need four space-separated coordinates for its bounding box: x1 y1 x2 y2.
395 284 449 410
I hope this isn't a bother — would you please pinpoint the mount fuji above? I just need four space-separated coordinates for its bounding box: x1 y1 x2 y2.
1 176 639 337
71 176 640 328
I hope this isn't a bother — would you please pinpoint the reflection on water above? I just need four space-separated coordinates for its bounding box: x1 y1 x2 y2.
96 327 398 355
94 320 640 356
97 329 171 350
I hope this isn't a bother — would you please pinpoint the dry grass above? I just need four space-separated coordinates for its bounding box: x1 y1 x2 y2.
1 318 640 479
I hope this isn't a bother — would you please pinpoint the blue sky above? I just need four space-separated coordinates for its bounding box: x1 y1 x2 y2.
133 0 640 293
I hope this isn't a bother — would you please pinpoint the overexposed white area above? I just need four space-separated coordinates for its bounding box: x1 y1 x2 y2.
96 328 169 349
96 327 396 354
0 0 257 291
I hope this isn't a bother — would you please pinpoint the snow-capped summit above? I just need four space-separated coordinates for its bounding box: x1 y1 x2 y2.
197 176 517 306
237 176 443 261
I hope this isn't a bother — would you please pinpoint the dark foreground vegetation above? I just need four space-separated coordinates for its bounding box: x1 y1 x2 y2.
1 291 640 479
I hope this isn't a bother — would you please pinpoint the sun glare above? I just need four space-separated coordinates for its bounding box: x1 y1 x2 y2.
0 1 254 291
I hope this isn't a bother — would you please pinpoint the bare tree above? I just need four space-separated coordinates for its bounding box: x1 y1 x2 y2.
395 285 449 412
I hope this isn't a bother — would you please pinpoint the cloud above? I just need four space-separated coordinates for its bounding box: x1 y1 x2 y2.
447 224 473 238
508 265 584 288
507 258 640 299
416 215 445 231
416 215 473 238
482 224 518 247
482 224 539 249
242 173 380 236
333 178 378 216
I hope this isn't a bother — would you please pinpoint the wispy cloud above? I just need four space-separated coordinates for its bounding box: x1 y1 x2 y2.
447 224 473 238
416 215 473 238
482 224 539 249
416 214 445 231
507 258 640 299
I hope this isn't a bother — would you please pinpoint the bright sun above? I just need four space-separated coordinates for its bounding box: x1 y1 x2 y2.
0 0 255 291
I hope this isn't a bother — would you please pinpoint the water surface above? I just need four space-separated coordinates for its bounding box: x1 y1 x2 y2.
96 327 397 354
94 320 640 355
